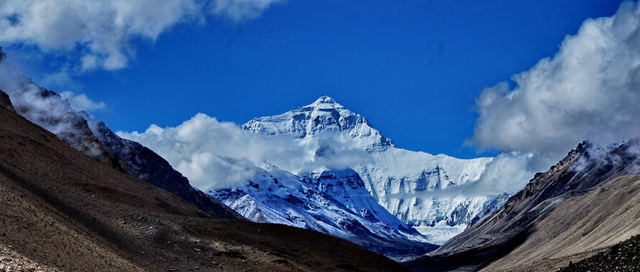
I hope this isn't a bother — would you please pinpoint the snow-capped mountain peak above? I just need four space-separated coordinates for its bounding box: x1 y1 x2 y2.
238 96 498 244
308 95 341 107
242 96 394 152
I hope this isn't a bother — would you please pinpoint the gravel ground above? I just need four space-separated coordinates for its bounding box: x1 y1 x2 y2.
0 244 58 272
559 234 640 272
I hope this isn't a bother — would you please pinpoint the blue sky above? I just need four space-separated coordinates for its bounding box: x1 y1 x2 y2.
2 0 627 159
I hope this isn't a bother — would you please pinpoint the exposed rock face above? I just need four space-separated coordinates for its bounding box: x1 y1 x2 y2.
0 90 15 113
407 141 640 271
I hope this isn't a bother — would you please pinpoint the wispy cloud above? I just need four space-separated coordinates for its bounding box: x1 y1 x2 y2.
59 91 106 112
472 1 640 170
210 0 285 23
0 0 284 72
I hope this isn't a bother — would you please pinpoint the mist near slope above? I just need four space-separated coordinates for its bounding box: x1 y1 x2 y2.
473 1 640 173
118 113 373 191
0 51 107 157
0 0 284 72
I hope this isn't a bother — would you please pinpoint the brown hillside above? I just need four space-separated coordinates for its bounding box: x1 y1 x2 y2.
406 141 640 272
0 103 408 271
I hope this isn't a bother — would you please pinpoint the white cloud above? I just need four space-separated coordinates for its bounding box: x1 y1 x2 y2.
210 0 285 22
0 0 284 71
59 91 106 112
117 113 372 191
40 69 79 90
472 1 640 170
464 152 535 195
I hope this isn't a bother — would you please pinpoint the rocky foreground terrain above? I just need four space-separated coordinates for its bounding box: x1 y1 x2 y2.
0 244 58 272
559 234 640 272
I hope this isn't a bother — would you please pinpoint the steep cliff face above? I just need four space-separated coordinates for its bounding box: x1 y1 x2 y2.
0 90 16 113
407 141 640 271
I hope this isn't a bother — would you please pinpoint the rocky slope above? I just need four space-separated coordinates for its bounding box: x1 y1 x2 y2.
0 93 410 271
407 141 640 271
0 244 59 272
559 234 640 272
242 96 496 243
0 47 238 220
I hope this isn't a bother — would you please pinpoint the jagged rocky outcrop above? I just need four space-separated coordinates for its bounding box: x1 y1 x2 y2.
0 90 16 113
0 48 239 220
407 141 640 271
242 96 496 243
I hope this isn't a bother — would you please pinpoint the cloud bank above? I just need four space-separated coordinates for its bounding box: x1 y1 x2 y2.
0 0 284 71
118 113 372 191
473 1 640 170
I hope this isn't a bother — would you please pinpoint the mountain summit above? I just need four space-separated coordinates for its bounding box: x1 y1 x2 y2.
243 96 394 152
237 96 496 244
